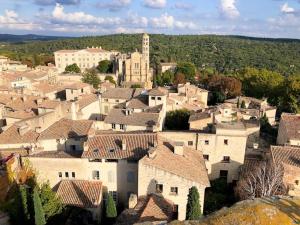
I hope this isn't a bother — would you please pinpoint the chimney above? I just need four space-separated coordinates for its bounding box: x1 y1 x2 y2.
122 139 127 151
128 194 138 209
173 142 184 156
71 101 78 120
148 147 156 159
18 125 30 136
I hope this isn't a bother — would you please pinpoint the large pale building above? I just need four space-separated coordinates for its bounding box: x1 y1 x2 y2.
118 34 153 89
54 47 119 73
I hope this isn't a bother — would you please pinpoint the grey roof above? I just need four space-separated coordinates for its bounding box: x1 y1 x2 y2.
148 87 167 96
104 109 160 127
271 145 300 168
102 88 141 100
28 150 82 158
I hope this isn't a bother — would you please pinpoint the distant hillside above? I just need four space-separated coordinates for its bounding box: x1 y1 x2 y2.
0 34 299 74
167 196 300 225
0 34 70 43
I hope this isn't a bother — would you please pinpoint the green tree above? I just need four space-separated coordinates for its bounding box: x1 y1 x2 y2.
186 186 201 220
105 75 116 85
165 109 190 130
97 60 113 73
82 69 100 89
33 187 46 225
20 185 31 224
40 183 63 221
106 194 117 218
175 62 196 82
65 63 81 73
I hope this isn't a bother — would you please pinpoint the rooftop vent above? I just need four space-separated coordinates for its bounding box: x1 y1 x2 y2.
93 148 99 153
109 148 115 153
173 142 184 156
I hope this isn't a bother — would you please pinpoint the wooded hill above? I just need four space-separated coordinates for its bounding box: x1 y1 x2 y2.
0 34 299 74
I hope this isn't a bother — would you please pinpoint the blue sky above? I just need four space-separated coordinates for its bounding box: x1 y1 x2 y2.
0 0 299 38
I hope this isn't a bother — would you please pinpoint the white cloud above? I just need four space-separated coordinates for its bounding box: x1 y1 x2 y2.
220 0 240 19
51 3 121 25
143 0 166 9
150 13 174 28
281 3 295 13
150 13 197 29
96 0 132 11
0 9 38 30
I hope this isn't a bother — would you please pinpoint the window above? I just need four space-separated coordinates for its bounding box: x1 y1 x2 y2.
104 98 108 102
296 180 299 185
65 172 69 178
156 184 163 193
157 97 161 100
58 172 62 178
151 97 155 100
170 187 178 195
112 123 116 129
81 88 84 93
70 145 76 151
203 155 209 161
205 140 209 145
188 141 193 146
115 99 119 103
224 139 229 145
92 170 100 180
222 156 230 163
220 170 228 179
127 171 135 183
72 172 76 178
120 124 125 130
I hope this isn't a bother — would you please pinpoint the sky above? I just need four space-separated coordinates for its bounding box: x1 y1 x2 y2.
0 0 299 38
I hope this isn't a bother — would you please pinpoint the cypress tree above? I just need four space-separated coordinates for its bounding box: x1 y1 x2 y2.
106 194 117 218
33 187 46 225
186 186 202 220
241 100 246 109
20 185 30 224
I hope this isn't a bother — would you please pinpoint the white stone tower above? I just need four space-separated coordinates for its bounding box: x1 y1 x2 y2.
142 33 150 70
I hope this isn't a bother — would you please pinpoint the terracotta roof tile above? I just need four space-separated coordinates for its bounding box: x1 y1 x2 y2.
102 88 136 100
140 138 210 187
104 109 160 127
38 118 93 140
82 132 158 160
0 125 39 144
55 180 102 208
271 145 300 168
148 87 168 96
78 94 98 109
280 113 300 141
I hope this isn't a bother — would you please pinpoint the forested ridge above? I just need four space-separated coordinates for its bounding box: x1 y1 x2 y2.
0 34 300 74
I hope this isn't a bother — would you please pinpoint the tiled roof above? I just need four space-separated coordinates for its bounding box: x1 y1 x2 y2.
189 112 211 123
5 111 36 119
0 125 39 144
104 109 160 127
127 95 148 109
55 180 102 208
38 99 60 109
82 132 158 160
78 94 98 109
271 145 300 168
102 88 136 100
28 150 82 158
64 82 90 90
38 118 93 140
33 82 64 94
140 138 210 187
116 194 174 225
148 87 168 96
4 95 40 111
280 113 300 140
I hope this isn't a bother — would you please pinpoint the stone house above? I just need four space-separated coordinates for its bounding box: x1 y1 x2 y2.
270 145 300 196
277 113 300 146
138 140 210 220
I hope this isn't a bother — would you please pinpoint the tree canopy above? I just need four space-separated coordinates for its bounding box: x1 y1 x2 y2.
106 194 117 218
165 109 190 130
104 75 116 85
64 63 81 73
97 60 113 73
186 186 202 220
82 69 100 89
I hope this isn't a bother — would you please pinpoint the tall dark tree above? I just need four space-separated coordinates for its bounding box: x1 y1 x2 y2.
97 60 113 73
20 185 31 224
186 186 202 220
33 187 46 225
106 194 117 219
